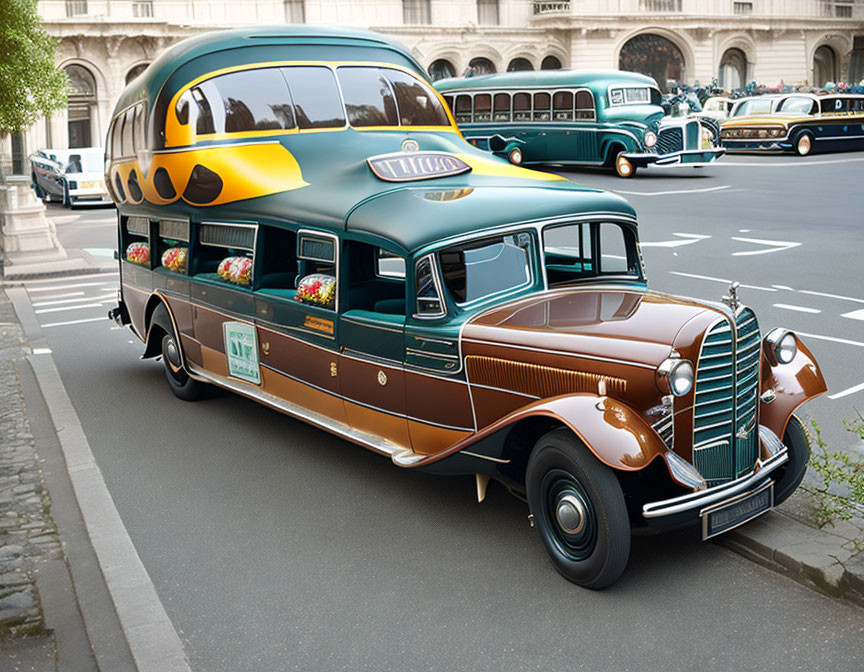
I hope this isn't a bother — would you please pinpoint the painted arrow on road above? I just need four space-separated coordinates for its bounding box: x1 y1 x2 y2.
641 233 711 248
731 236 801 256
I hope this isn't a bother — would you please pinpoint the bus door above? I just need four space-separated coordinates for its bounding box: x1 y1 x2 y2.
337 240 411 450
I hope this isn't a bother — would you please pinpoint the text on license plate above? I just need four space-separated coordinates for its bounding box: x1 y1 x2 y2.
702 482 773 540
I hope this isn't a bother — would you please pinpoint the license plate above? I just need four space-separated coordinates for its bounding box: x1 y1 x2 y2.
701 482 773 540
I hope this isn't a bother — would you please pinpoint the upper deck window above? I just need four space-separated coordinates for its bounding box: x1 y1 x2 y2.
439 232 533 306
455 94 472 124
609 87 661 106
281 67 345 129
777 97 816 114
553 91 573 121
533 92 551 121
473 94 492 122
493 93 511 121
513 92 531 121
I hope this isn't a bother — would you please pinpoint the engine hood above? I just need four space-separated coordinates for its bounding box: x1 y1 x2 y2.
462 287 727 369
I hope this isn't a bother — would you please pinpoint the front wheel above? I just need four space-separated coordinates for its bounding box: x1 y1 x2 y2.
614 153 637 178
794 132 813 157
773 415 811 506
526 428 631 589
507 147 523 165
62 183 71 208
161 333 203 401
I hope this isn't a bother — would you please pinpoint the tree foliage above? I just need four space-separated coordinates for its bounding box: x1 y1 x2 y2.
0 0 67 134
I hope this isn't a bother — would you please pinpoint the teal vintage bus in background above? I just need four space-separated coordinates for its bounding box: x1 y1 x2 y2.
435 70 725 178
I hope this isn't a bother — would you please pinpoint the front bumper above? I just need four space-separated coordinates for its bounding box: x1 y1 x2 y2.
642 425 788 523
623 147 726 168
70 189 113 204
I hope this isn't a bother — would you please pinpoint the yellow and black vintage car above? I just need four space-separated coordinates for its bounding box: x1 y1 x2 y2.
720 93 864 155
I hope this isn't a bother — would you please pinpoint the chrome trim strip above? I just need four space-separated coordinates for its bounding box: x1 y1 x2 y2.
460 450 510 464
340 315 404 333
643 442 788 519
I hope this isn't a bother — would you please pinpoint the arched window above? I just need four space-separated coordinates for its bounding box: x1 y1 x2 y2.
813 45 838 87
468 57 496 76
718 48 747 90
507 58 534 72
541 56 562 70
65 64 97 148
618 34 685 93
126 63 149 85
428 59 455 82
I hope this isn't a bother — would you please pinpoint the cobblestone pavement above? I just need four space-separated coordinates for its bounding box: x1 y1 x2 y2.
0 291 62 638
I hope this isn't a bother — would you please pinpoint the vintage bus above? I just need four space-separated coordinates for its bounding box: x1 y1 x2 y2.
107 27 824 588
434 70 725 177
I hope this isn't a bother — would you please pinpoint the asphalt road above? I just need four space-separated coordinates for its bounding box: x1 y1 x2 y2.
21 151 864 671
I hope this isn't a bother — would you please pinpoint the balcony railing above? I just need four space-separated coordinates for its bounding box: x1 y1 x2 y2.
534 1 571 13
532 0 863 19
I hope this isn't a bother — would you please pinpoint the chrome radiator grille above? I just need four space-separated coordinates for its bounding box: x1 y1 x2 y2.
692 309 761 485
657 127 683 155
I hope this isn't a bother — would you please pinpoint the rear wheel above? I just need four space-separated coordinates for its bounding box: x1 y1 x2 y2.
794 132 813 157
526 428 630 589
161 332 203 401
614 153 637 178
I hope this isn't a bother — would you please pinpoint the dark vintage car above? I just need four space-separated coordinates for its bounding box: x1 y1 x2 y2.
107 27 826 588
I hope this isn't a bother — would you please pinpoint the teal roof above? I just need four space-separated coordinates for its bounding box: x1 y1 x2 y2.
115 26 424 112
434 69 658 94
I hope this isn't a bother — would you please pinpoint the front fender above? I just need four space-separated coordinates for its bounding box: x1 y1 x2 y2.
760 335 827 439
411 394 668 472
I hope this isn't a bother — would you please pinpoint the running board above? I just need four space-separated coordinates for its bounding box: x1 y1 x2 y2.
187 364 422 467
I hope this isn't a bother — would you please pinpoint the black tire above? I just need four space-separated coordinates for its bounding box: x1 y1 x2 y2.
526 428 631 589
794 131 813 157
32 175 44 199
773 415 811 506
62 183 71 208
161 332 203 401
614 152 637 178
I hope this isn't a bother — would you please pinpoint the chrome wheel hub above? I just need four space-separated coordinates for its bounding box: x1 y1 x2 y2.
556 494 586 535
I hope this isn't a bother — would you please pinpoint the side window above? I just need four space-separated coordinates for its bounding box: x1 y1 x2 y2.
543 223 594 285
439 233 533 305
513 92 531 121
414 255 444 317
121 108 135 156
281 66 345 129
133 104 146 152
821 98 848 114
598 222 631 274
257 226 298 291
156 219 190 275
343 241 406 316
295 232 338 309
122 216 151 267
553 91 573 121
194 223 257 288
533 92 551 121
576 90 595 120
384 69 450 126
192 82 219 134
442 94 455 114
337 67 398 127
473 93 492 122
455 94 472 124
111 115 124 158
193 69 295 134
493 93 511 121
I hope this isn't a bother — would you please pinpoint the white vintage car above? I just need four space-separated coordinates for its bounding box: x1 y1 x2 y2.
30 147 112 207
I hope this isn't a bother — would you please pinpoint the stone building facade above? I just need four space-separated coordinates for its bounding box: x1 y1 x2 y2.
9 0 864 167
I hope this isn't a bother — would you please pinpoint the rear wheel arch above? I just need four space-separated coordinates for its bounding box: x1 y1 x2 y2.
142 296 177 360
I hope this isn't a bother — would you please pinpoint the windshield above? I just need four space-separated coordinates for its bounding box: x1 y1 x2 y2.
543 221 639 286
439 232 533 305
734 99 773 117
609 87 662 106
65 152 103 173
776 97 815 115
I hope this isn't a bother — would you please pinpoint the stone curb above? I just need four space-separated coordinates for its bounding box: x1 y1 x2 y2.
718 510 864 608
4 287 192 672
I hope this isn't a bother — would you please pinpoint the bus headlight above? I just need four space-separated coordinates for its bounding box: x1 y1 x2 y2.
644 131 657 148
765 328 797 364
657 358 694 397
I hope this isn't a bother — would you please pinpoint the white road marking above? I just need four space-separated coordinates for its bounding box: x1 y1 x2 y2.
797 331 864 348
28 281 118 293
83 247 116 258
33 293 116 307
641 233 711 248
41 316 107 328
35 303 103 314
23 272 118 284
828 383 864 399
828 382 864 400
667 272 776 291
721 157 864 167
739 229 751 233
32 348 52 355
614 185 730 197
773 303 821 314
30 291 85 301
799 289 864 304
841 308 864 321
731 237 801 256
772 285 794 291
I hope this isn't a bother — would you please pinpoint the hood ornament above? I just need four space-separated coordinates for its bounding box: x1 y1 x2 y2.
722 281 740 312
